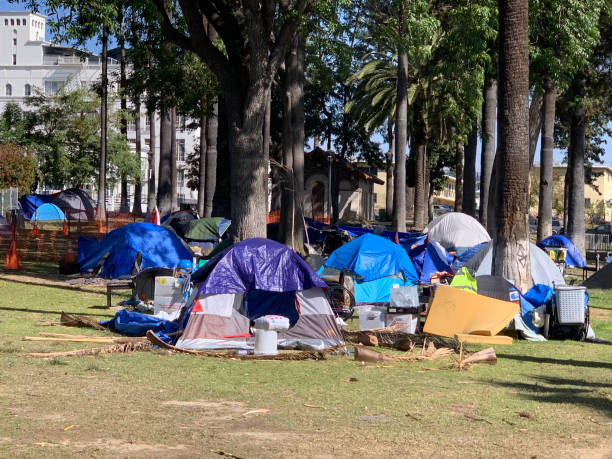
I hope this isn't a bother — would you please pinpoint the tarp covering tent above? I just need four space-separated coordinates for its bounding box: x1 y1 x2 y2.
161 210 198 238
582 263 612 289
319 233 419 303
408 241 453 283
177 238 344 350
51 188 96 221
31 203 66 221
424 212 491 252
537 234 586 268
19 194 52 220
184 217 231 241
463 241 565 288
78 222 193 278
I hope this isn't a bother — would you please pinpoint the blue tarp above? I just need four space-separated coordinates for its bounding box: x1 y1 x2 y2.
19 194 52 220
408 241 453 283
521 284 554 333
336 225 422 245
450 242 487 272
100 309 180 336
194 238 327 295
354 275 410 303
31 203 66 221
537 234 586 268
78 222 192 278
322 233 418 283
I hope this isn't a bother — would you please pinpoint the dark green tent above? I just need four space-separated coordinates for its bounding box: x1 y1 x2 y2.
184 217 231 241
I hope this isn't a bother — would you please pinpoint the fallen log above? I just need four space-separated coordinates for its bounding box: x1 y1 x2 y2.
354 345 396 362
457 347 497 369
60 312 106 330
23 336 146 344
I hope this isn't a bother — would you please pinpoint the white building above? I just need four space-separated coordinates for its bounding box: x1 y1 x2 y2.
0 10 199 211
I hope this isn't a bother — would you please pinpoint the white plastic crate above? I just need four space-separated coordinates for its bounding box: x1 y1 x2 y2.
555 286 586 325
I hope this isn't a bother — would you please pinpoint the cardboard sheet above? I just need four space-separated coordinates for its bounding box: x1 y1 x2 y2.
423 285 519 338
455 333 513 345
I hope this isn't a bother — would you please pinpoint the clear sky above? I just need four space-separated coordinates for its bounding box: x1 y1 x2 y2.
2 0 610 167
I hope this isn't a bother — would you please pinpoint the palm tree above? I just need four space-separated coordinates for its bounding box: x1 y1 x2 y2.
491 0 532 292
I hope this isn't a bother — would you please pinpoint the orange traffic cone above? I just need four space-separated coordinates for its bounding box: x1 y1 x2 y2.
31 221 40 237
65 237 76 263
98 219 104 234
5 239 20 270
62 219 69 236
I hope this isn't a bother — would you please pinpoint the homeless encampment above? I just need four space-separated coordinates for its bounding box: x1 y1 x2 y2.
31 203 66 221
537 234 586 268
408 241 453 283
161 210 198 238
423 212 491 253
175 238 344 350
51 188 96 221
463 241 565 288
319 233 419 303
184 217 231 241
78 222 192 278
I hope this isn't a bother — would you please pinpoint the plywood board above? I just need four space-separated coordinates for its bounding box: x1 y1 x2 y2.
455 333 513 345
423 285 518 338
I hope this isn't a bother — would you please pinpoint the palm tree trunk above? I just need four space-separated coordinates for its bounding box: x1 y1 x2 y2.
157 102 172 215
566 101 586 258
147 110 157 213
536 81 555 241
132 101 143 216
291 36 306 254
96 25 108 221
480 79 497 225
528 92 544 168
462 126 477 217
204 23 218 218
119 6 130 214
386 119 394 220
413 105 426 230
197 98 207 216
170 108 177 211
492 0 532 292
454 142 463 212
393 47 408 232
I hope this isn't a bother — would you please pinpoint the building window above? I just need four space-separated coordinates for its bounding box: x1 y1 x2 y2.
144 138 151 150
5 84 12 96
127 119 136 131
13 38 17 46
22 18 26 26
11 19 14 26
175 114 185 131
145 115 151 127
176 139 185 162
24 84 31 96
12 54 16 65
4 19 7 26
16 19 20 26
177 169 185 187
44 81 63 96
585 198 591 207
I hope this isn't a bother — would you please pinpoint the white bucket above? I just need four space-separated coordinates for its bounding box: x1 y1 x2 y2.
254 329 278 355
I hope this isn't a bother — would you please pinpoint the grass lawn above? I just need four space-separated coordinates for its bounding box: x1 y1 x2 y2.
0 267 610 458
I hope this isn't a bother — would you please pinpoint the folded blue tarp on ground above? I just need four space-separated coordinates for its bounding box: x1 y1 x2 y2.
537 234 586 268
100 309 180 337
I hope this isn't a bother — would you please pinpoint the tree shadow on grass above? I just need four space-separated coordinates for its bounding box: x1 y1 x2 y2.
0 277 108 296
496 353 612 370
488 375 612 417
0 306 110 318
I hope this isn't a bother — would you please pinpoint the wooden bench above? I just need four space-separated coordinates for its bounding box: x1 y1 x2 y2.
106 280 134 308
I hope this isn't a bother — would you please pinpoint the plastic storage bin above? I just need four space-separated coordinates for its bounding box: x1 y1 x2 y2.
154 276 185 315
390 285 419 308
555 286 586 325
358 307 387 330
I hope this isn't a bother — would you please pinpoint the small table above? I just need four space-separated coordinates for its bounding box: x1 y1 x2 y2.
106 279 134 308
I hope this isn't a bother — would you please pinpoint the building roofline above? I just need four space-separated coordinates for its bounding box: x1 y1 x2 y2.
0 11 46 18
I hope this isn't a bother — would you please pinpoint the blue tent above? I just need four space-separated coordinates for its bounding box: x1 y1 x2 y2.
537 234 586 268
78 222 192 278
31 203 66 221
408 241 453 283
320 233 418 303
19 194 53 220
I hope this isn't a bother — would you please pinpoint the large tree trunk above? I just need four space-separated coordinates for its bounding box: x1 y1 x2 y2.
566 102 586 258
413 107 426 230
462 126 477 217
385 120 394 220
479 79 497 225
171 108 177 211
263 90 271 213
528 92 544 168
393 48 408 232
119 7 130 214
96 25 108 221
132 101 143 216
493 0 532 292
536 81 556 242
425 149 432 222
147 110 157 213
157 102 173 215
454 142 463 212
197 97 207 216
